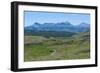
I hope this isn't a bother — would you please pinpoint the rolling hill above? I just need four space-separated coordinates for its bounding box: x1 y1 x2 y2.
24 31 90 61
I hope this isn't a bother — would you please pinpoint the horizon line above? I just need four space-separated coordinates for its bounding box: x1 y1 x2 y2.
24 21 90 27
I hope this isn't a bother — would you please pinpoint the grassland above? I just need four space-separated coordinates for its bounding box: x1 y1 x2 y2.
24 32 90 62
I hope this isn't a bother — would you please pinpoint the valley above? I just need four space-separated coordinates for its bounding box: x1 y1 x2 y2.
24 31 90 61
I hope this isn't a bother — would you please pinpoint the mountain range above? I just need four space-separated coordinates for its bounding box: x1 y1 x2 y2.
24 22 90 37
25 22 90 32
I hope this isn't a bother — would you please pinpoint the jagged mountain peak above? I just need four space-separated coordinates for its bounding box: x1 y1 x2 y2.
25 21 90 32
78 22 90 28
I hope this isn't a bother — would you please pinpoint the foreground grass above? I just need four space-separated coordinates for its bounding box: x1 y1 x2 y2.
24 32 90 62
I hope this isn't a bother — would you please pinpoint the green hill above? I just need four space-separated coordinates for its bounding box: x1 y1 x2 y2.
24 32 90 61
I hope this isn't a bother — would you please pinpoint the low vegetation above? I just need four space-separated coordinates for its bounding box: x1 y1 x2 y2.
24 32 90 62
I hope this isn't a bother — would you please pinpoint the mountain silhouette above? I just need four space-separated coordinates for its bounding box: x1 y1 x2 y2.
25 22 90 32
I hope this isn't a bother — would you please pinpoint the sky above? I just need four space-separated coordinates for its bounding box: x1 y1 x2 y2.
24 11 90 27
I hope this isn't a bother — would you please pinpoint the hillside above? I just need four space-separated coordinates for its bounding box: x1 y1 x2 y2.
24 31 76 37
24 31 90 61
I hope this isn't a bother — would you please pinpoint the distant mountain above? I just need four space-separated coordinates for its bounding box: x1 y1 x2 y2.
78 23 90 28
32 22 74 31
24 22 90 37
75 23 90 32
25 22 90 32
